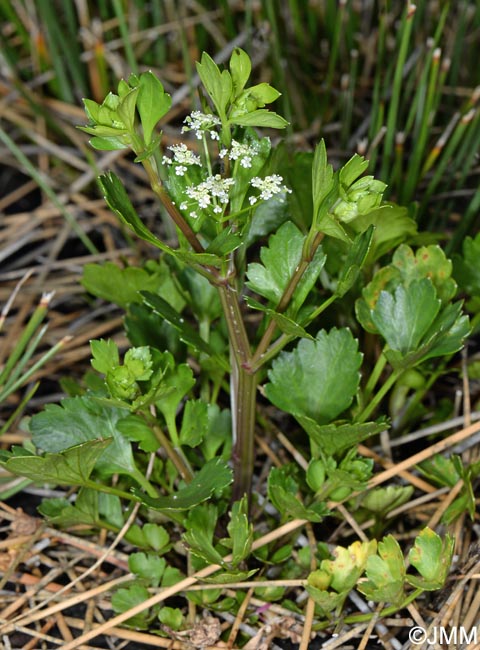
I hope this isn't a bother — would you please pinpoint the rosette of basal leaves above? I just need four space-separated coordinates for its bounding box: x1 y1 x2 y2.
80 71 171 152
356 244 470 369
265 328 385 454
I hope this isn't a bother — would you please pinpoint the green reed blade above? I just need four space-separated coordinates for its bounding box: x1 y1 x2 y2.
112 0 139 74
380 3 416 181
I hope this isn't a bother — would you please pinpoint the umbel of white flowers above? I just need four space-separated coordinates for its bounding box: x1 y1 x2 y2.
163 111 291 219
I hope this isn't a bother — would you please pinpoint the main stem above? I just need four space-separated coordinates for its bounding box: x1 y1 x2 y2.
217 282 257 502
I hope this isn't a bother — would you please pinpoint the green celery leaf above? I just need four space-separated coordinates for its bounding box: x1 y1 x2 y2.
226 496 253 567
417 303 470 362
268 466 328 522
89 136 128 150
196 52 232 118
184 503 226 566
265 328 362 424
246 221 326 313
360 485 414 514
174 249 222 267
358 535 406 604
132 458 232 511
392 244 457 305
117 414 160 452
300 418 386 457
128 552 166 588
229 47 251 97
205 228 243 256
99 172 172 254
90 339 119 374
335 225 374 297
312 140 334 221
82 260 185 310
29 396 141 480
141 291 221 359
0 439 111 486
38 488 100 528
229 109 288 129
407 528 454 590
111 583 152 629
351 204 417 264
137 71 172 145
180 268 222 322
154 363 195 438
201 569 258 584
179 400 209 447
245 297 313 340
371 279 441 355
117 87 139 132
453 233 480 296
200 405 232 461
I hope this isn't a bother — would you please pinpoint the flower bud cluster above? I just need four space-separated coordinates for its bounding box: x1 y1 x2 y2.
334 177 386 223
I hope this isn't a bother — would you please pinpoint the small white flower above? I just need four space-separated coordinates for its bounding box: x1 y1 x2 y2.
220 139 260 169
250 174 291 202
181 111 221 140
180 202 188 211
169 143 201 166
184 174 234 215
163 143 201 173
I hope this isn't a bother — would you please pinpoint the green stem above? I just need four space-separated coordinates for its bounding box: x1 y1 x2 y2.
357 367 404 424
84 480 141 503
217 281 257 501
231 365 258 502
364 350 388 402
251 232 325 368
141 158 206 255
152 423 193 483
343 588 424 625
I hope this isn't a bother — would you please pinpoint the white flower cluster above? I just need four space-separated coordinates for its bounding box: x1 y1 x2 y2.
249 174 291 205
181 111 221 140
180 174 235 217
219 139 260 169
162 143 201 176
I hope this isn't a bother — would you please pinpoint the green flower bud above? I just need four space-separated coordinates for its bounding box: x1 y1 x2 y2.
306 459 326 492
